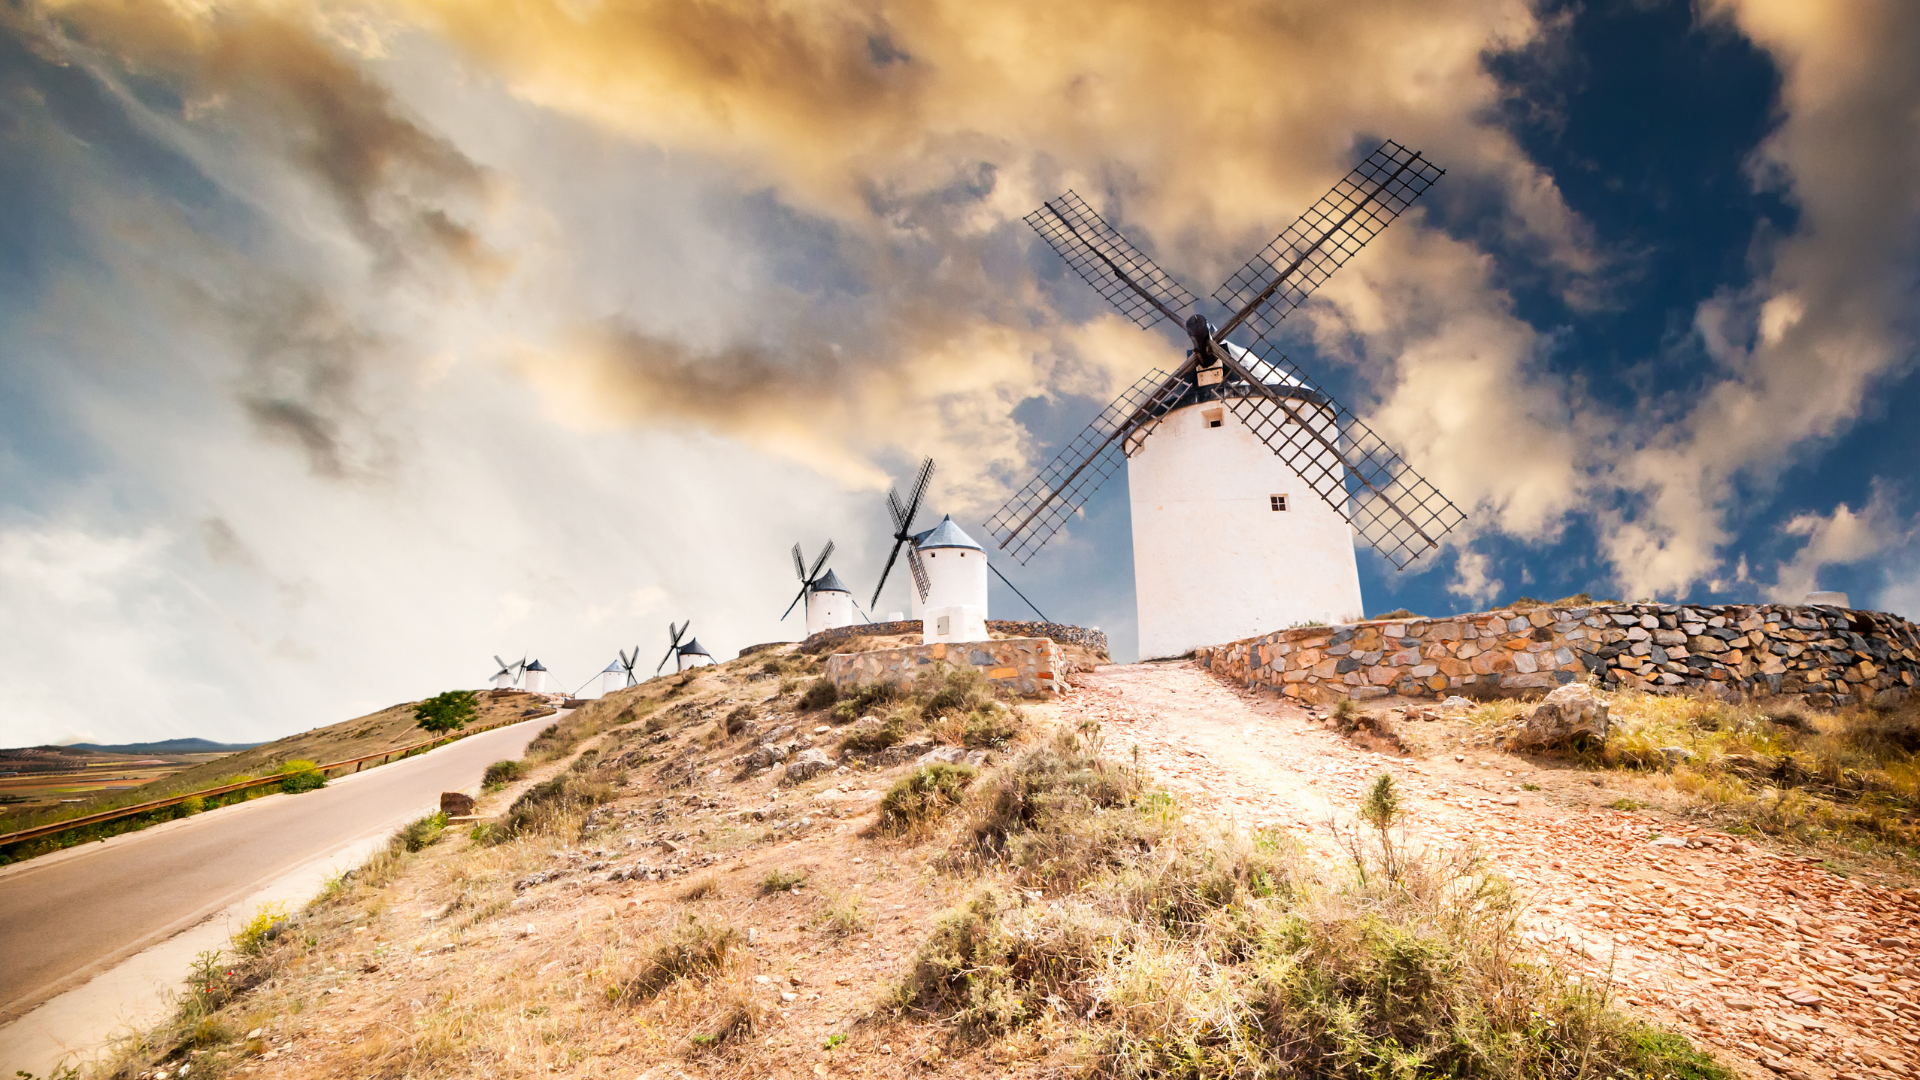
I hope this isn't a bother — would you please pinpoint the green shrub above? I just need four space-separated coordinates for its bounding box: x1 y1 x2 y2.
828 679 904 722
399 812 449 852
279 760 325 794
964 735 1150 887
962 707 1020 748
175 795 206 818
920 664 998 720
413 689 479 735
759 868 809 894
874 764 976 835
798 678 838 711
482 759 527 790
840 714 906 754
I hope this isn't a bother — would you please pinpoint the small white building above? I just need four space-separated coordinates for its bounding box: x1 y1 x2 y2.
598 661 625 697
916 516 990 645
492 668 516 690
677 639 714 671
805 569 857 635
1126 351 1363 659
522 659 550 693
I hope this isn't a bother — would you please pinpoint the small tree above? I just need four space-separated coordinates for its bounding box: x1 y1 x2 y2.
414 690 479 735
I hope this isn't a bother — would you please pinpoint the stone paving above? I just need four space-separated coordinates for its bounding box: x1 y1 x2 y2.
1065 662 1920 1080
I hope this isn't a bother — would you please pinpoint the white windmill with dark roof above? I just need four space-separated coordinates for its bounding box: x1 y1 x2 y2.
986 140 1468 659
656 621 714 674
782 541 857 636
521 659 550 693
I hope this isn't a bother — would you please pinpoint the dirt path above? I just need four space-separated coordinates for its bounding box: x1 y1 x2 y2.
1067 663 1920 1080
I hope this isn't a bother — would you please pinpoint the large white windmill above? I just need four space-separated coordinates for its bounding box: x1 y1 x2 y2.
522 659 550 693
986 141 1467 659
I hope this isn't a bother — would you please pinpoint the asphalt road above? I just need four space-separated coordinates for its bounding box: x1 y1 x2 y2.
0 717 547 1024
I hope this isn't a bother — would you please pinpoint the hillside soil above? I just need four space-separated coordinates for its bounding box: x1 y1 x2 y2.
100 658 1914 1080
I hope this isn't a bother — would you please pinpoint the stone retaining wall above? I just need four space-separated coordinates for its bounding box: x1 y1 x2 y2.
1195 603 1920 708
823 637 1064 698
801 620 1108 658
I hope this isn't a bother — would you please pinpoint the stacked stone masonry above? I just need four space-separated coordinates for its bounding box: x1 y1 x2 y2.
1195 603 1920 708
824 637 1064 699
801 620 1108 658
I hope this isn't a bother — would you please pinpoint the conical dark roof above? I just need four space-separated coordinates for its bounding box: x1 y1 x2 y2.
524 659 547 671
812 568 850 594
679 638 713 658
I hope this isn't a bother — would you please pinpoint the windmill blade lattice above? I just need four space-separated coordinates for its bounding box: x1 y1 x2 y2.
984 368 1193 564
1212 141 1443 341
1219 341 1465 569
906 545 931 601
1027 192 1197 331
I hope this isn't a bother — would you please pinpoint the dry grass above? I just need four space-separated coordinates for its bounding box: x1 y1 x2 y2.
896 732 1732 1079
1592 691 1920 852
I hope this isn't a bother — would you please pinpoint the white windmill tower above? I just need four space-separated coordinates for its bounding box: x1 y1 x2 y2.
869 459 996 645
915 517 990 645
655 621 715 674
677 638 714 670
521 659 550 693
986 141 1468 659
600 647 641 696
781 541 856 636
489 654 524 690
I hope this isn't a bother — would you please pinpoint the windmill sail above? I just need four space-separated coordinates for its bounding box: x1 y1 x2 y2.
990 139 1464 568
1026 192 1196 331
1215 342 1466 570
871 457 936 608
983 368 1193 564
1213 141 1443 341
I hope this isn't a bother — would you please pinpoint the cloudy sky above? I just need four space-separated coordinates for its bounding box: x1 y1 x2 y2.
3 0 1917 747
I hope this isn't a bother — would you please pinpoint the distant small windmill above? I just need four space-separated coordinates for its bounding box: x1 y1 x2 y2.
617 647 642 687
489 654 524 690
596 658 627 696
783 541 856 635
655 621 715 674
987 140 1467 658
522 659 550 693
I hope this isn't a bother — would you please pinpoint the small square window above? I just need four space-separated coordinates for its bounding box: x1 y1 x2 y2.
1202 407 1224 429
1270 494 1289 512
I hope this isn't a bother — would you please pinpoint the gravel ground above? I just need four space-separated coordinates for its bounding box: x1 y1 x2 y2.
1068 662 1920 1080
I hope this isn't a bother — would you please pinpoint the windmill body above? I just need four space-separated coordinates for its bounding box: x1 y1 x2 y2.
676 639 714 672
917 516 990 644
804 569 856 636
1126 350 1362 658
599 661 626 697
986 141 1467 659
523 659 549 694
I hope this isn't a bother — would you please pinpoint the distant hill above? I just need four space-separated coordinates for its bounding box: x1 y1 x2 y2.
67 738 264 756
